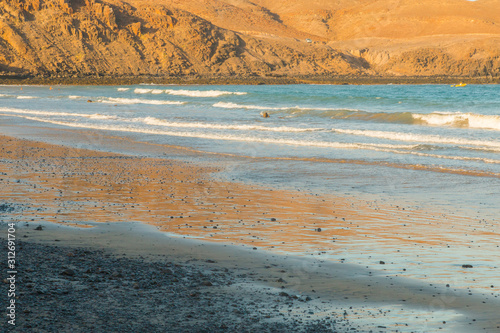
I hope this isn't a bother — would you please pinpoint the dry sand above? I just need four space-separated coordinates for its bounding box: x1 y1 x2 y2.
1 132 500 332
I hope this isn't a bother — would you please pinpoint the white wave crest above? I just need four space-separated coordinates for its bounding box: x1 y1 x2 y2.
413 112 500 131
101 98 185 105
164 89 247 97
332 128 500 150
213 102 354 112
134 88 153 94
140 116 321 132
17 96 37 99
213 102 290 110
134 88 246 97
117 88 130 92
0 107 116 120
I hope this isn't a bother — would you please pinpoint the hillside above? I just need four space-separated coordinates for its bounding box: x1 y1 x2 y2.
1 0 500 81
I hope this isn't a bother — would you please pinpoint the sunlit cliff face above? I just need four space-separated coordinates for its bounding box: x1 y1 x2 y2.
1 0 500 77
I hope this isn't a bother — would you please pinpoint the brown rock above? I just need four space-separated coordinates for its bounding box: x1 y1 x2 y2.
0 0 499 79
130 22 141 37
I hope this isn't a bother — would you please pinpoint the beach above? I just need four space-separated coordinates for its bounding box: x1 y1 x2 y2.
1 128 499 332
2 0 500 330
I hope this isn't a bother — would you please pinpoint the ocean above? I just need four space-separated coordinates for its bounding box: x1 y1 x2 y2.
1 84 499 328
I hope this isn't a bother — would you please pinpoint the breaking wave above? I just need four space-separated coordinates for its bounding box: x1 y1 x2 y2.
139 117 321 132
164 89 246 97
100 97 185 105
212 102 351 112
216 102 500 131
332 128 500 150
134 88 247 97
413 112 500 131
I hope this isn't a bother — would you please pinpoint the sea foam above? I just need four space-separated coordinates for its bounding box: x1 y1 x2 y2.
332 128 500 150
140 116 321 132
412 112 500 131
0 107 117 120
100 97 185 105
164 89 247 97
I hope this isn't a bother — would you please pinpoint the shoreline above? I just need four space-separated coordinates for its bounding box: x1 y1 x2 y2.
2 220 496 332
2 222 358 332
1 74 499 86
1 133 500 331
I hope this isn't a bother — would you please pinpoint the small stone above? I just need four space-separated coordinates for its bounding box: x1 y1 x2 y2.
60 269 75 277
201 281 213 287
462 264 473 268
112 272 123 278
35 225 44 231
270 218 276 221
379 261 385 265
279 292 289 297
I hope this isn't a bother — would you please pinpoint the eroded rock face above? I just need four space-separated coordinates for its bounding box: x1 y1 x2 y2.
0 0 499 78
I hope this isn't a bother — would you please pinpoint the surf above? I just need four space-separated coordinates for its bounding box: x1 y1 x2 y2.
133 88 247 97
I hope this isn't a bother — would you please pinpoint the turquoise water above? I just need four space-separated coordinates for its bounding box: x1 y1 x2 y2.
1 84 499 216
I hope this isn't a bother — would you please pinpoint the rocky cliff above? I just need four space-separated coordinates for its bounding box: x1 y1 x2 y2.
1 0 499 80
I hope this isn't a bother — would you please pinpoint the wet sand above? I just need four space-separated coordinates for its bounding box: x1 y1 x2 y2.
1 133 499 332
